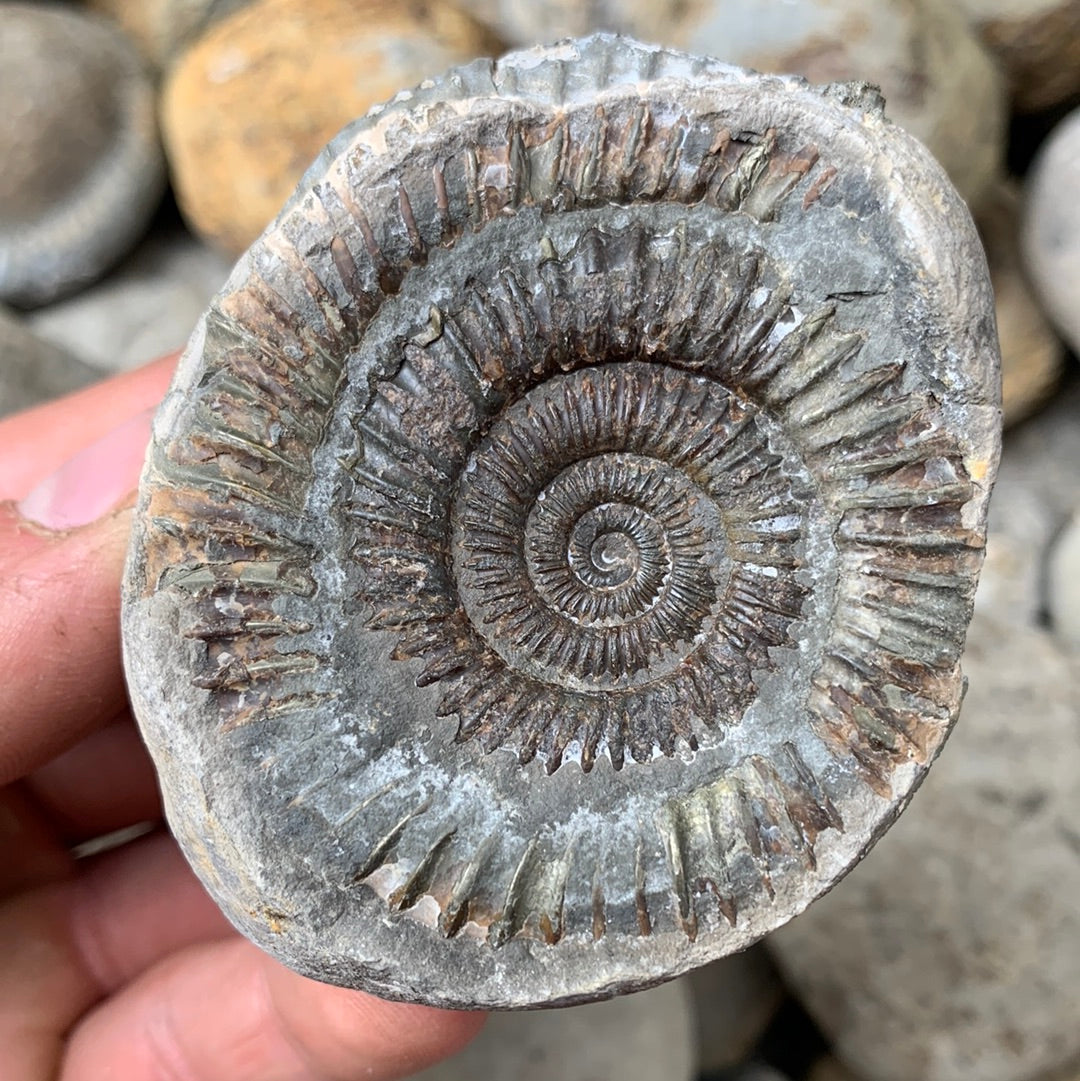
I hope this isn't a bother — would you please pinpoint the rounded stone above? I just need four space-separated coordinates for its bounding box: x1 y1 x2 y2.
1022 106 1080 356
160 0 500 255
976 182 1064 427
122 35 1000 1008
0 4 165 308
458 0 1007 211
960 0 1080 113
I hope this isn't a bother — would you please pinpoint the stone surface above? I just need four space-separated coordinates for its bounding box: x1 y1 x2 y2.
26 225 233 374
410 978 695 1080
977 182 1064 427
0 306 99 419
123 35 999 1008
688 946 785 1074
1048 511 1080 649
1023 107 1080 356
160 0 499 254
88 0 252 71
0 4 165 307
960 0 1080 112
768 387 1080 1081
459 0 1006 211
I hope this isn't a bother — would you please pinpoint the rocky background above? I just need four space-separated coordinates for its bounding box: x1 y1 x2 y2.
1 1 1078 1079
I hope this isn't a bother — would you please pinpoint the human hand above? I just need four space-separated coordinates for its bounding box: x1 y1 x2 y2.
0 356 486 1080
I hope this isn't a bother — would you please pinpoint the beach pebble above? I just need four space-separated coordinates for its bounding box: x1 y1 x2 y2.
1023 106 1080 355
977 183 1064 427
161 0 499 254
0 4 165 307
27 225 232 373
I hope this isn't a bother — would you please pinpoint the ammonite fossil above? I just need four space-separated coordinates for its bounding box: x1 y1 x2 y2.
122 35 1001 1008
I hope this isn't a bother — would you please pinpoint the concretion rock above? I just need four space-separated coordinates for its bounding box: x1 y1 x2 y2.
27 225 232 373
459 0 1006 210
0 4 165 307
160 0 500 254
960 0 1080 112
410 978 696 1080
87 0 252 72
123 35 1000 1008
0 306 99 419
767 400 1080 1081
1048 511 1080 649
688 945 785 1074
977 182 1064 427
1023 107 1080 355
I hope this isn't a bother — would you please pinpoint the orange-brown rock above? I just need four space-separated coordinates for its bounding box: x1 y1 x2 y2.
161 0 499 254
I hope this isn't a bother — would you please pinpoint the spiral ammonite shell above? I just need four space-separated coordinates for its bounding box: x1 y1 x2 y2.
122 35 1001 1007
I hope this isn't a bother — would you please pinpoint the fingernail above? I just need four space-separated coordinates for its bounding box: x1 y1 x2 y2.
17 409 155 530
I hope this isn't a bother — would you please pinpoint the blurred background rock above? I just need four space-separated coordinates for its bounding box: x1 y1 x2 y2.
1 2 1077 1079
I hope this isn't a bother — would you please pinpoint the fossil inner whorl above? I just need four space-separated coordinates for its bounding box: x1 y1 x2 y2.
454 364 733 692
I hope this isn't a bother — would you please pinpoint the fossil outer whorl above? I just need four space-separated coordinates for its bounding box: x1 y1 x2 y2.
121 35 1001 1008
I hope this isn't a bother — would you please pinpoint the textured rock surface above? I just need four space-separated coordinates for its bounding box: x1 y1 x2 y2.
26 225 232 373
0 4 165 307
1023 107 1080 356
410 978 695 1080
688 945 785 1074
161 0 499 254
768 388 1080 1081
123 36 999 1008
977 183 1064 427
459 0 1006 210
960 0 1080 112
0 306 99 418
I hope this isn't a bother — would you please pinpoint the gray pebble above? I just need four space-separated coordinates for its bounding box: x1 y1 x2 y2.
1023 107 1080 357
26 225 232 373
0 4 165 308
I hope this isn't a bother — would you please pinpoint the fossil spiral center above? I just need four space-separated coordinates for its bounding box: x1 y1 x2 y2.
454 372 733 693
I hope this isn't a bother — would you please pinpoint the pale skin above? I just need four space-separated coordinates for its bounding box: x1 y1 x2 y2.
0 355 486 1081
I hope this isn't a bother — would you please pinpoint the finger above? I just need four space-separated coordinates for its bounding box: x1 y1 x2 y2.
0 353 176 501
0 506 138 786
24 718 161 844
61 938 486 1081
0 831 231 1081
0 783 72 897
